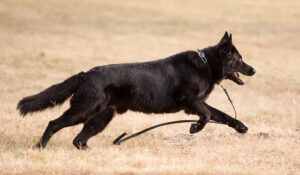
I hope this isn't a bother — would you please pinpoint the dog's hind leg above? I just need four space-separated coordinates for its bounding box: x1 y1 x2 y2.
205 103 248 133
35 91 105 148
35 106 100 149
35 108 87 148
73 108 115 149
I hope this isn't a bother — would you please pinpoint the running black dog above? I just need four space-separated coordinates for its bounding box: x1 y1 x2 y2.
17 32 256 149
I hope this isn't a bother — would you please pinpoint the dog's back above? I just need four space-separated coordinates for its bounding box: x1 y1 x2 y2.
77 50 207 114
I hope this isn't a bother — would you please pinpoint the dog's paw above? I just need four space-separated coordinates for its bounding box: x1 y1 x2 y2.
234 120 248 133
77 144 89 150
33 142 45 149
190 122 206 134
73 141 89 150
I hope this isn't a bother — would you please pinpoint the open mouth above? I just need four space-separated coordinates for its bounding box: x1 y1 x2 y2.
227 72 244 85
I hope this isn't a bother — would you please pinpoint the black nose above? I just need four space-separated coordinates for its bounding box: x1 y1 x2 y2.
248 68 256 76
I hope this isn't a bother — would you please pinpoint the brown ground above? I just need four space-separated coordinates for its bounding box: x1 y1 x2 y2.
0 0 299 174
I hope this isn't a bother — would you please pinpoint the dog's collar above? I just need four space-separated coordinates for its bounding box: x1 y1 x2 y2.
196 49 207 64
196 49 222 84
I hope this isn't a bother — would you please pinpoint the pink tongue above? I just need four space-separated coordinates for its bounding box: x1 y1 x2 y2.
235 72 240 78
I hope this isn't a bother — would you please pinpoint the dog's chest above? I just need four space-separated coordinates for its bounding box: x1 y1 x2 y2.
196 82 212 100
175 80 212 102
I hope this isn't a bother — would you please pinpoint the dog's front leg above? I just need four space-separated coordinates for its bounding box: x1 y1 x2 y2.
204 103 248 133
188 102 211 134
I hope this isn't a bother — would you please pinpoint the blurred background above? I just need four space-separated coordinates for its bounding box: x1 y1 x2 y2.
0 0 299 174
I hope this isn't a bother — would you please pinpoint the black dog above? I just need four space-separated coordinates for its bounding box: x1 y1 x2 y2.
17 32 256 149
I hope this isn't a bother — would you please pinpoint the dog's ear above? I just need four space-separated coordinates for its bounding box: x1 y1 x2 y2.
219 31 229 44
229 33 232 45
218 32 232 56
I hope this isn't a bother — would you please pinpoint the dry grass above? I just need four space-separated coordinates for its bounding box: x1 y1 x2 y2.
0 0 299 174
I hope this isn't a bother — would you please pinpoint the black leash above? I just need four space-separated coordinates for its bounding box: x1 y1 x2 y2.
113 120 197 145
219 84 237 119
113 84 237 145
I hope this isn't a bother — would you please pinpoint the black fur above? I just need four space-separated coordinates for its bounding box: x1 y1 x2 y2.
17 72 85 116
17 32 255 149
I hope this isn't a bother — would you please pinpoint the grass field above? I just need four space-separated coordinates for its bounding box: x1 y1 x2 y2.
0 0 299 174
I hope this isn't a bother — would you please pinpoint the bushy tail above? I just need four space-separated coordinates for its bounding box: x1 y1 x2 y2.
17 72 84 116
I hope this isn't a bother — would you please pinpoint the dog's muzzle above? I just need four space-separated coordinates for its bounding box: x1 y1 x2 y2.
246 68 256 76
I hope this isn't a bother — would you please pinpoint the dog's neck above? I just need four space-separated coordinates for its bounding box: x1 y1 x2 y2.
202 47 224 84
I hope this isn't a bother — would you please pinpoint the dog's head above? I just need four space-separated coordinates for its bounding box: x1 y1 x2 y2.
217 32 256 85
